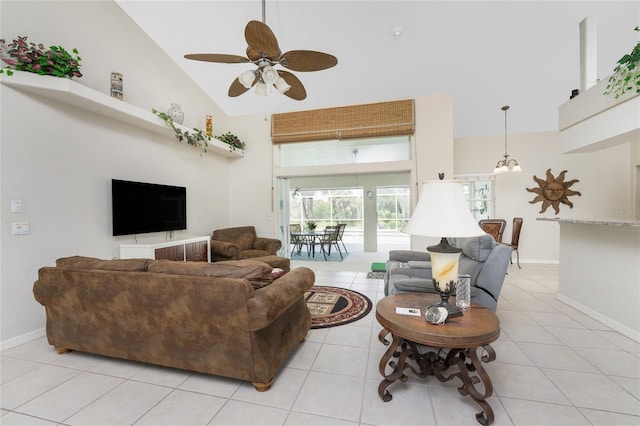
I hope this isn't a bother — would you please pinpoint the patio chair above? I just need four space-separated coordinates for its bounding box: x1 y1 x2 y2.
336 223 348 253
290 224 307 256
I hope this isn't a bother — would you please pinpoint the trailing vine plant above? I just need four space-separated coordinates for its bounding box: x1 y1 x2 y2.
152 109 209 156
605 26 640 99
152 109 246 155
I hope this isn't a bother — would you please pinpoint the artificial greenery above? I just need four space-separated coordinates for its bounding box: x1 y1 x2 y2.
0 36 82 78
604 26 640 99
215 131 246 151
152 109 209 155
152 109 246 155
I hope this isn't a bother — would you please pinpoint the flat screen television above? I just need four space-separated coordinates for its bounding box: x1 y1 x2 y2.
112 179 187 236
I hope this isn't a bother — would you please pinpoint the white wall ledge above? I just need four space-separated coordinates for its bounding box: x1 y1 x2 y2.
558 78 640 153
0 71 243 159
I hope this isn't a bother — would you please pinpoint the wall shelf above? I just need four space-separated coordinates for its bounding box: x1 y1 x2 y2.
558 79 640 154
0 71 243 159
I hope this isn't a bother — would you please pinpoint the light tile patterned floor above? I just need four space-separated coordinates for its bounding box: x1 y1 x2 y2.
2 258 639 425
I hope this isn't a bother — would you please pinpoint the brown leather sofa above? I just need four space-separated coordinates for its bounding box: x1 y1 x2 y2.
33 256 314 391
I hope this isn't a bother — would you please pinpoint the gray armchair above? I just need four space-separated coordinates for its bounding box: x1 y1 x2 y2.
384 234 512 312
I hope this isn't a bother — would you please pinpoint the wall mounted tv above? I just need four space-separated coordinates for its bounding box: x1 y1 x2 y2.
112 179 187 236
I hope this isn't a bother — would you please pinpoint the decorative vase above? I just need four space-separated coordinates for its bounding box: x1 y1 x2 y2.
167 103 184 124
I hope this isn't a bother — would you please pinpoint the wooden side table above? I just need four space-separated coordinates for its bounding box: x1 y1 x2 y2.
376 293 500 425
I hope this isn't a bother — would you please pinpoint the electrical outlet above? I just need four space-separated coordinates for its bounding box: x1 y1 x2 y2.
12 222 30 235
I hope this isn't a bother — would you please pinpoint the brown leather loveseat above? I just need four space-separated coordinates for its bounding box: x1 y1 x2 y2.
33 256 314 391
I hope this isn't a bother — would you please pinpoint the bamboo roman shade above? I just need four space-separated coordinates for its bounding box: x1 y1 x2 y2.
271 99 415 144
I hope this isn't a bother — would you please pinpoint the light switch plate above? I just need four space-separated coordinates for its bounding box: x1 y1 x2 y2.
12 222 30 235
11 200 23 213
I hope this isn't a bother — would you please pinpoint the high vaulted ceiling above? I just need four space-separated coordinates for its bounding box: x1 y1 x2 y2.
116 1 639 138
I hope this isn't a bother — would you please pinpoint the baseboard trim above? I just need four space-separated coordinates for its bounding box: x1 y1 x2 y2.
556 294 640 343
0 328 46 352
519 258 560 265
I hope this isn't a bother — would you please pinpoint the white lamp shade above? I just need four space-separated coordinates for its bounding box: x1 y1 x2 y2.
238 70 256 89
512 164 522 172
274 76 291 93
261 65 279 85
255 81 267 96
402 179 484 238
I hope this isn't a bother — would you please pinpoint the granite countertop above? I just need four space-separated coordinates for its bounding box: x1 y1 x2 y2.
537 217 640 229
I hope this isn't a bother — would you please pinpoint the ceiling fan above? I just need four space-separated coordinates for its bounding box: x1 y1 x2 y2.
183 2 337 101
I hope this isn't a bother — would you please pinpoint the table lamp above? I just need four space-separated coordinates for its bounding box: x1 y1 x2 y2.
402 174 484 320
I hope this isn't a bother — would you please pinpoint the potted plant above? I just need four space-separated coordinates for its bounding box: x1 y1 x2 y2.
605 26 640 99
215 131 246 152
0 36 82 78
306 221 318 232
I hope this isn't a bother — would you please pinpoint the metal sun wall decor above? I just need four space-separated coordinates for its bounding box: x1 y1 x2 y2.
526 169 582 214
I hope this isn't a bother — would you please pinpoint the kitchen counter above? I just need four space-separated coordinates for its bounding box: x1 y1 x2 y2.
538 218 640 342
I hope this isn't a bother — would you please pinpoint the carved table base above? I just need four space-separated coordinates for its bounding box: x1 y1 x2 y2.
378 329 497 425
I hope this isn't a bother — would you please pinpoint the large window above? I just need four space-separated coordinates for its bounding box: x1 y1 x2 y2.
289 185 410 246
290 188 363 231
376 186 410 234
456 175 496 221
279 136 410 167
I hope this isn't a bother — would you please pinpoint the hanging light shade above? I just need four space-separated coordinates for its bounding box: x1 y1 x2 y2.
261 65 279 85
274 76 291 93
493 105 522 174
255 80 267 96
238 70 256 89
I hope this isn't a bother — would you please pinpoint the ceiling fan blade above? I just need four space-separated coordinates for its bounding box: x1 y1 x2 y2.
279 50 338 72
279 70 306 101
184 53 250 64
228 77 253 97
245 20 281 60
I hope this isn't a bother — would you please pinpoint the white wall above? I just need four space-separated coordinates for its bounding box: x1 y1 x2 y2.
1 1 233 346
455 131 634 262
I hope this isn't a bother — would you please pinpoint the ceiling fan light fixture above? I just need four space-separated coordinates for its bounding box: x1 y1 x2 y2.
261 65 279 85
255 80 267 96
238 70 256 89
274 76 291 93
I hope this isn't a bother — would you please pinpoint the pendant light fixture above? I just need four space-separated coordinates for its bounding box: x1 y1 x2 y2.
493 105 522 174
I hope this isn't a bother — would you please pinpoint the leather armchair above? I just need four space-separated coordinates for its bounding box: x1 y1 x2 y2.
384 234 512 311
211 226 282 262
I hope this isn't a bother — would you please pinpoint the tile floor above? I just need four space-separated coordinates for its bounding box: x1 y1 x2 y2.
1 256 639 425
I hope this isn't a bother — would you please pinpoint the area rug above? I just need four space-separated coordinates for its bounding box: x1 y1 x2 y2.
305 286 372 329
367 271 386 279
290 251 349 262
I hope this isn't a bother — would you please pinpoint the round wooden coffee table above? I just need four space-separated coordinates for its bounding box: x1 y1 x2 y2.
376 293 500 425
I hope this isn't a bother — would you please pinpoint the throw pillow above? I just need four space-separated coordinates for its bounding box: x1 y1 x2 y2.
271 268 285 279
